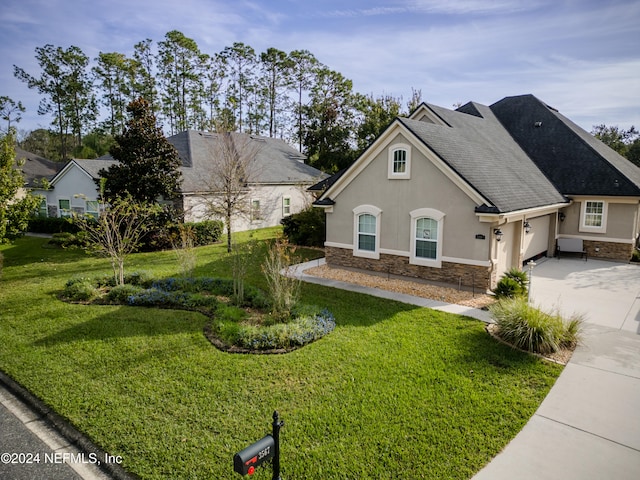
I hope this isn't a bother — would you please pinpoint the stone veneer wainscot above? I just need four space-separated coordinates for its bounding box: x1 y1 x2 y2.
325 246 491 292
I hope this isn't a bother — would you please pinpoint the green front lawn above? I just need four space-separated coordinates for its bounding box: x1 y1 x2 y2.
0 229 561 479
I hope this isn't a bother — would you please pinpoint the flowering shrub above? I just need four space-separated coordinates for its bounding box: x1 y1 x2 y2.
62 273 334 352
151 277 268 309
127 288 189 307
215 306 336 350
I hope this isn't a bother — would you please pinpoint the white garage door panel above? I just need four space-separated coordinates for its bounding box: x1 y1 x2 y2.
523 215 550 259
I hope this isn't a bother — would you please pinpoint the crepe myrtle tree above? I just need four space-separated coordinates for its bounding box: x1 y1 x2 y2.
201 128 262 253
74 188 160 286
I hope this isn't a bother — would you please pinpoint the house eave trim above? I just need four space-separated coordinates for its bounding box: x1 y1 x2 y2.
476 201 570 223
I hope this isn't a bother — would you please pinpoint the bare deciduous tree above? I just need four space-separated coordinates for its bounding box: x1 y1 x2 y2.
202 130 262 252
75 195 159 285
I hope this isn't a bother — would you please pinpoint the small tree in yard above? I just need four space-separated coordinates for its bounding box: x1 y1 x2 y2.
230 240 257 306
75 195 159 285
170 223 197 279
202 130 262 253
0 129 41 244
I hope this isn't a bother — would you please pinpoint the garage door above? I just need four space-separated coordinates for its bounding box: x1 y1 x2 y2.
523 215 550 260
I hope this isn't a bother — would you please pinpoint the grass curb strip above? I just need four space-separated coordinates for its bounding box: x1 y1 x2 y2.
0 369 139 480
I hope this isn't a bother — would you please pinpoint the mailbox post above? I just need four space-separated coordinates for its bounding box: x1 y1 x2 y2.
234 411 284 479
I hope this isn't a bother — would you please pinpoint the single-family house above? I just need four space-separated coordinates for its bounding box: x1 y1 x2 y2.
313 94 640 291
34 159 117 218
33 131 326 231
13 147 62 202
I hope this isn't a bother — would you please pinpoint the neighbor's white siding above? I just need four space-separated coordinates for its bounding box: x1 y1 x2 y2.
33 164 101 217
183 183 314 232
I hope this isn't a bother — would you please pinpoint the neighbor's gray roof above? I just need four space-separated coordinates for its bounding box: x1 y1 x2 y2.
490 94 640 196
72 159 118 179
398 102 568 213
14 148 63 186
169 130 326 192
97 130 326 193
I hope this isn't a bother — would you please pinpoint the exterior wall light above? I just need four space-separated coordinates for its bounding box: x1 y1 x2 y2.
559 212 566 222
494 228 503 241
524 221 531 234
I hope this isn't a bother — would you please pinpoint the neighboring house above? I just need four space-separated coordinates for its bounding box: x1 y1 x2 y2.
313 94 640 291
173 130 325 232
33 159 117 218
33 131 326 231
13 148 62 204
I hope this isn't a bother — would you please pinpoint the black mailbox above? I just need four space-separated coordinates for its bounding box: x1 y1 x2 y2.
234 434 275 476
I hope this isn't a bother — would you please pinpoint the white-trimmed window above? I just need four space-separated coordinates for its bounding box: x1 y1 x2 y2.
410 208 445 267
282 196 291 216
353 205 382 259
38 199 47 217
580 200 607 233
58 199 71 218
86 200 100 219
251 199 261 221
388 144 411 179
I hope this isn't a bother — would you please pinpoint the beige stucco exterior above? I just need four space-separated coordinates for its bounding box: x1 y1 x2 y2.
318 101 640 291
325 130 492 265
319 123 640 291
556 197 640 260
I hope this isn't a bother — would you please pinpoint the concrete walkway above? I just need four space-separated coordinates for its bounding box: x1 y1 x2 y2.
292 258 640 479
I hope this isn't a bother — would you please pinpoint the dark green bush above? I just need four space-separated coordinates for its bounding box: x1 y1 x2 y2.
107 284 144 303
493 277 523 299
49 231 89 248
187 220 224 246
493 268 529 299
281 207 325 247
29 217 79 234
62 280 99 302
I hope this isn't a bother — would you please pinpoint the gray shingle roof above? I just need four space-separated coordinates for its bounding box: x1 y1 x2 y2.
14 148 63 186
96 130 326 193
170 130 325 192
73 159 119 179
398 103 568 213
490 94 640 196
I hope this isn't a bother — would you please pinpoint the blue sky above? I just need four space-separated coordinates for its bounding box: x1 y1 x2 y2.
1 0 638 135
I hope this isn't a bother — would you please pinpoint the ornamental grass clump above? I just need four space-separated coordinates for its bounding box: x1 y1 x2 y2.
262 238 301 321
489 297 583 354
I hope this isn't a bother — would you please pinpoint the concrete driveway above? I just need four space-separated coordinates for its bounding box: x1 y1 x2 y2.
529 257 640 333
474 258 640 480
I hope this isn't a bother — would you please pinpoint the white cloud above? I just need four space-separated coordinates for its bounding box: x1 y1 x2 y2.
2 0 638 134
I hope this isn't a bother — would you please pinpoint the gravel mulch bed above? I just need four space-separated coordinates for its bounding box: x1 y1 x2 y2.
304 264 495 309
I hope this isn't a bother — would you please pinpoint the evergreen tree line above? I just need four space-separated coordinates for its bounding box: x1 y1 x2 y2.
10 30 425 172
